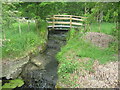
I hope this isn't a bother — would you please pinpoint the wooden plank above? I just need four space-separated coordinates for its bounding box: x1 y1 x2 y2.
54 15 72 17
53 15 85 18
47 15 86 18
48 25 77 28
47 17 70 20
47 17 84 21
73 15 87 19
72 22 83 25
48 25 71 28
72 18 84 21
47 21 83 26
46 18 51 20
47 21 70 25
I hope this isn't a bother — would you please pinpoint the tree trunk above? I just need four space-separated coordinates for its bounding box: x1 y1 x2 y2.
35 19 41 33
88 23 91 31
35 2 41 33
3 30 6 40
84 2 87 31
114 14 119 30
85 2 87 15
99 23 101 32
100 11 103 23
117 21 119 30
84 24 87 32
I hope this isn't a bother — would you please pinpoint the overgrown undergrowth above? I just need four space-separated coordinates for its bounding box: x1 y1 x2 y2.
1 21 47 59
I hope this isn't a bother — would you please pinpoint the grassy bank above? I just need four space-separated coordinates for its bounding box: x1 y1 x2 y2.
56 22 118 87
1 20 47 59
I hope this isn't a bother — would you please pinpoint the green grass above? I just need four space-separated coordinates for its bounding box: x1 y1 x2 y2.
1 21 47 59
56 23 117 87
57 31 117 73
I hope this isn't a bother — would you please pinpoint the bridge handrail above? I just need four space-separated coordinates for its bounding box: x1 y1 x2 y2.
47 15 86 29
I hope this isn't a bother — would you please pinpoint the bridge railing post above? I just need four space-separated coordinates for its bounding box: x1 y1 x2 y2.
52 15 55 29
70 15 72 29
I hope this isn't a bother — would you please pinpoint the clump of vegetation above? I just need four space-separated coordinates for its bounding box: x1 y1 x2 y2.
2 79 24 89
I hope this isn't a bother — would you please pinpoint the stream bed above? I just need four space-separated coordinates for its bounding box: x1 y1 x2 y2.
20 30 67 88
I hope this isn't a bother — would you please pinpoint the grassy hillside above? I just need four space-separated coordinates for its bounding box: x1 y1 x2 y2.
1 21 47 59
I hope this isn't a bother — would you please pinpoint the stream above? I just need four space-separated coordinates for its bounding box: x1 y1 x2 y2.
20 30 67 88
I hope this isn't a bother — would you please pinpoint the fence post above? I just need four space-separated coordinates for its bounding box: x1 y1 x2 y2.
27 20 30 31
18 19 21 35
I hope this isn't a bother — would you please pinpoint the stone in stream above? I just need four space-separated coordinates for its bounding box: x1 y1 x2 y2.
31 58 42 68
30 54 51 70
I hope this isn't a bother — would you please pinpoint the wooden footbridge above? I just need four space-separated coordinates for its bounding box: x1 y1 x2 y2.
47 15 86 30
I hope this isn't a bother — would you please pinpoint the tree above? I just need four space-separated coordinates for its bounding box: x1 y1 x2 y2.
2 2 20 39
17 2 64 32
